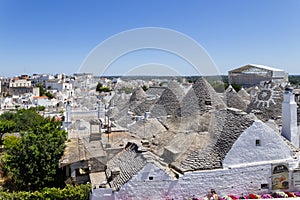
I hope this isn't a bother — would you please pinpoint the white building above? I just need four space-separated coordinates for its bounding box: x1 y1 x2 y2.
33 96 54 107
228 64 288 88
31 74 55 86
45 79 72 91
9 76 31 88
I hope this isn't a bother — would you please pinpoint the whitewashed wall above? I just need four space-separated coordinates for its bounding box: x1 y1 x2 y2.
223 120 292 167
170 163 272 199
115 162 174 200
92 160 300 200
93 163 272 200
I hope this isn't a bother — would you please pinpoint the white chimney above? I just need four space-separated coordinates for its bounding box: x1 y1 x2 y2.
62 101 72 130
282 87 299 147
144 111 150 120
65 101 71 123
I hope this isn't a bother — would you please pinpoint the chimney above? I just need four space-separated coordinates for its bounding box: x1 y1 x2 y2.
66 101 71 123
144 111 150 120
62 101 72 130
282 86 299 147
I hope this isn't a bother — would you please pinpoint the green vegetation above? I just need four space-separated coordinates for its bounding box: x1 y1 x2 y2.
29 106 46 112
0 120 16 143
142 85 148 91
96 83 111 93
0 184 90 199
289 75 300 86
230 83 242 92
201 75 243 93
209 81 228 93
45 92 54 99
0 109 67 191
3 120 67 191
36 83 46 96
0 109 45 133
0 109 90 198
36 83 55 99
119 87 133 94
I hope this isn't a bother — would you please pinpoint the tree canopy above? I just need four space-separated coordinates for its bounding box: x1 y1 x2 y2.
0 109 45 133
142 85 148 91
1 110 67 191
36 82 55 99
0 120 16 142
96 82 111 93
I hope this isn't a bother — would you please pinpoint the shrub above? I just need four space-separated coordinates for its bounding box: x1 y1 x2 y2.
0 184 90 199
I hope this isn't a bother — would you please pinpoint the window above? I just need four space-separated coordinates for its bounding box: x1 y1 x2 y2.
205 100 212 105
149 176 153 180
256 139 261 146
261 183 269 189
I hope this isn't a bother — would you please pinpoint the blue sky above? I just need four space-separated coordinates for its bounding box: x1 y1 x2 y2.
0 0 299 76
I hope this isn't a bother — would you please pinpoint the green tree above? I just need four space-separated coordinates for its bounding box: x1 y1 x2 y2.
142 85 148 91
29 105 46 112
3 120 67 191
0 120 16 142
0 109 47 133
230 83 242 92
119 87 133 94
210 81 228 93
45 91 55 99
96 82 111 93
0 111 15 121
13 109 45 132
36 82 46 96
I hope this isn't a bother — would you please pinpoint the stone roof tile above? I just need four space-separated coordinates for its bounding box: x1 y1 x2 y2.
171 109 254 172
224 85 247 111
129 87 147 103
106 143 147 191
151 88 181 117
179 77 226 117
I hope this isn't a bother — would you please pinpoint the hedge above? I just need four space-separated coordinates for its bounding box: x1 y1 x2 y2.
0 184 90 200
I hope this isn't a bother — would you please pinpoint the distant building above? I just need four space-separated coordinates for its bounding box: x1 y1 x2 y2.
10 87 40 96
45 79 72 91
9 75 31 88
8 75 40 96
33 96 53 107
31 74 55 87
73 72 93 79
72 73 96 89
228 64 288 88
0 77 10 96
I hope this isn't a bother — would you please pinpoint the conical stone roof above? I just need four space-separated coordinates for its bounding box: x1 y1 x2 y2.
238 87 251 105
179 77 226 117
151 88 181 117
224 85 247 111
129 87 147 103
166 80 185 102
238 87 250 101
